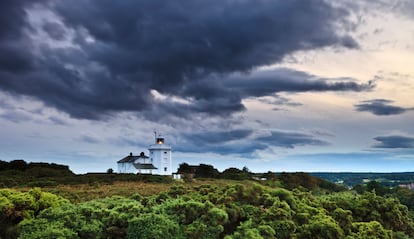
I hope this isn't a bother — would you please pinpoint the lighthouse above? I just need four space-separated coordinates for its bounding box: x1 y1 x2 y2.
148 133 172 175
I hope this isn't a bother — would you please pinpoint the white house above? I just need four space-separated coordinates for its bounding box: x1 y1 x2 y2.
117 152 157 174
117 134 173 175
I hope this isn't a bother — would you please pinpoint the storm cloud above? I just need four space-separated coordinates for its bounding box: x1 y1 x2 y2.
0 0 367 120
355 99 413 116
176 129 327 155
0 0 44 73
373 135 414 148
256 130 328 148
224 69 374 98
183 129 253 145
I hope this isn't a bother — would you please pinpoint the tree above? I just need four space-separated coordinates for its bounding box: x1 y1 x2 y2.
195 164 219 178
177 163 193 174
366 181 390 196
0 160 9 171
221 168 250 180
9 159 27 171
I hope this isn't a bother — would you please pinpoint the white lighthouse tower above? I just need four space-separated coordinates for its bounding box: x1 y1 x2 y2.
148 133 172 175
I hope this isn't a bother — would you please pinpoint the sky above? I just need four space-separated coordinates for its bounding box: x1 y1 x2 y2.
0 0 413 174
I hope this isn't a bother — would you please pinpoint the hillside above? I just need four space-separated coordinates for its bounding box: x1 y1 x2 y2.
2 160 414 238
2 178 414 239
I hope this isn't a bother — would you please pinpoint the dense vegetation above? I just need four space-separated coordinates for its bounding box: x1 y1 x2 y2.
1 160 414 238
2 183 414 238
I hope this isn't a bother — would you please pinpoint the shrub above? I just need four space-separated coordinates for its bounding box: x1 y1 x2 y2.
127 214 184 239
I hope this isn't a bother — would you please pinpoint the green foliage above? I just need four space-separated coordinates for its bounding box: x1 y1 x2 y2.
19 196 145 239
365 181 392 195
3 172 414 239
195 164 220 178
331 208 353 234
0 163 173 188
346 221 392 239
354 181 414 213
127 214 184 239
278 172 346 191
297 214 344 239
325 192 414 236
393 187 414 211
19 219 78 239
177 163 193 174
221 167 251 180
0 188 67 239
224 219 263 239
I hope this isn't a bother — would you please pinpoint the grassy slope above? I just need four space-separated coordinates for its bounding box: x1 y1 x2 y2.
16 179 265 203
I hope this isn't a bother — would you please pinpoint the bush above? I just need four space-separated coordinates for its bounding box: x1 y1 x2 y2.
127 214 184 239
0 188 68 239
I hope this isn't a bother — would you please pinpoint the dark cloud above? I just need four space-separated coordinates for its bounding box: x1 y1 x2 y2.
355 99 413 115
224 69 374 97
0 0 45 73
42 21 66 41
257 131 327 148
176 129 327 155
373 135 414 148
0 0 366 120
143 68 373 120
183 129 253 145
0 0 36 39
175 139 267 156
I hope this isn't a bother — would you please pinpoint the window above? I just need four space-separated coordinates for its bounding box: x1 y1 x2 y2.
164 167 167 172
164 151 167 154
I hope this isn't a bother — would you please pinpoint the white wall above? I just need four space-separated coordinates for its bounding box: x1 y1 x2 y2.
117 162 136 174
149 145 172 175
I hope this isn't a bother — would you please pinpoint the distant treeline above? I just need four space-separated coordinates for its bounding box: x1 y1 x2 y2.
311 172 414 187
0 159 72 172
177 163 346 192
0 160 344 192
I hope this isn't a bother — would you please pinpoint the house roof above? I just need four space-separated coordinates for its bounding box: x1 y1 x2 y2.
134 163 157 170
117 152 149 163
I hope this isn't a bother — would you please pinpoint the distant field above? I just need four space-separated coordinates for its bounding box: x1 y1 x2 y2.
11 178 261 203
310 172 414 187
